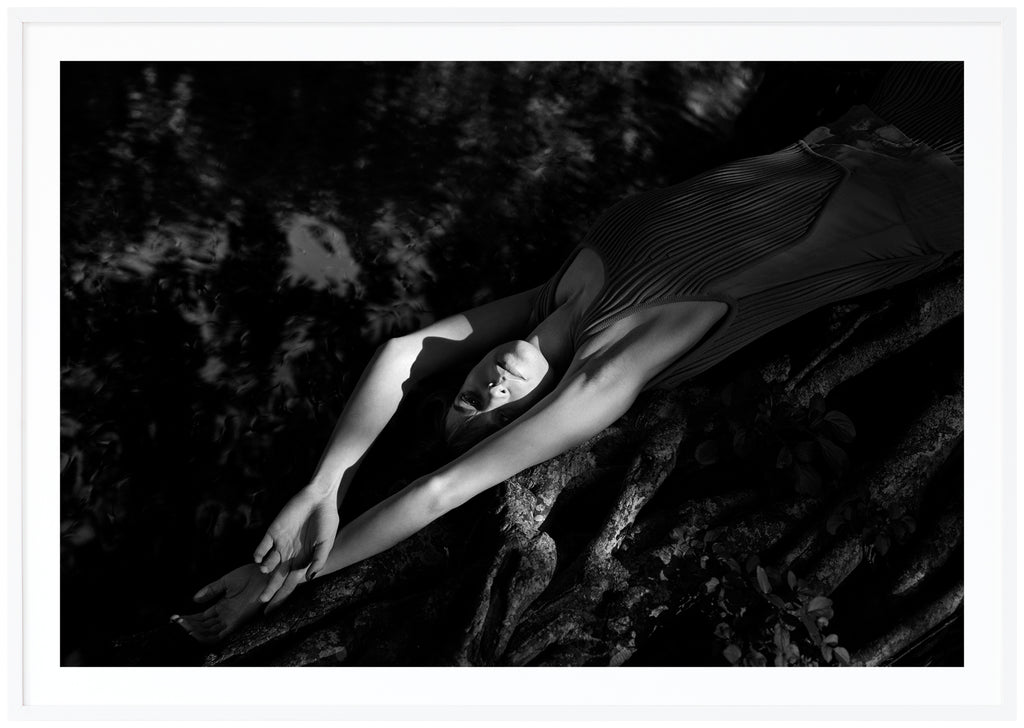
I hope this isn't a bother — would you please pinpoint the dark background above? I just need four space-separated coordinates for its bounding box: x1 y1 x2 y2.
61 60 933 665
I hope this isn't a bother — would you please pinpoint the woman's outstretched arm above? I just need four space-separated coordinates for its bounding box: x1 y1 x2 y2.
177 302 726 639
178 353 645 639
251 285 543 587
298 302 728 586
322 356 642 567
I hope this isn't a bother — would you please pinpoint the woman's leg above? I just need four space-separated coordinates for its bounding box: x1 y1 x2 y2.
868 61 964 166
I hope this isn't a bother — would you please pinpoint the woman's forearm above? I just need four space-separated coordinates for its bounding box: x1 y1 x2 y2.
306 286 544 503
318 476 445 576
305 338 419 502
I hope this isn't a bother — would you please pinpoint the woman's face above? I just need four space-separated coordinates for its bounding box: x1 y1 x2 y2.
444 339 552 437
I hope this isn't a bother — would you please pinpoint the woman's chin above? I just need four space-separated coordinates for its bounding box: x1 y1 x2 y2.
507 339 549 380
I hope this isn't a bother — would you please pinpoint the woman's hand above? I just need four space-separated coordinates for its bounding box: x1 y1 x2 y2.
253 487 340 599
171 562 309 644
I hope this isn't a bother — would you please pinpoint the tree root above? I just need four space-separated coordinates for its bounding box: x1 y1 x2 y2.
851 578 964 666
788 268 962 406
137 261 963 668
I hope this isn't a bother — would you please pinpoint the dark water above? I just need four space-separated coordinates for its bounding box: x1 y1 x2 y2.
60 61 893 665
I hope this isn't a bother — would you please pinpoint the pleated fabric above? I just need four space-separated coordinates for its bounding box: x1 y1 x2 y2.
529 63 964 390
867 61 964 167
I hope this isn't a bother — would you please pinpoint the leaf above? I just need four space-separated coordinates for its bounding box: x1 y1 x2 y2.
767 594 788 610
756 565 771 594
732 428 754 459
824 633 839 646
695 440 720 465
816 436 849 473
705 577 721 594
794 440 816 463
794 463 822 495
823 410 856 443
748 650 767 667
723 644 742 664
808 595 833 613
821 644 833 663
787 570 798 590
775 446 794 469
825 510 845 535
834 646 851 665
801 609 822 645
61 415 83 438
773 622 785 648
875 532 891 556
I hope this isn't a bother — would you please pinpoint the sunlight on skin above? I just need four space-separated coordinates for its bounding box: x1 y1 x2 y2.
444 338 555 435
172 340 558 645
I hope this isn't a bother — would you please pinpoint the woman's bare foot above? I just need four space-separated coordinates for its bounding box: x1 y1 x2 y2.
171 562 306 644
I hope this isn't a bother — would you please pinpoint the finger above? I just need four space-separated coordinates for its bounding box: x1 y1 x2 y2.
305 540 332 581
258 566 288 603
253 533 274 564
258 548 282 575
265 571 303 615
192 578 226 604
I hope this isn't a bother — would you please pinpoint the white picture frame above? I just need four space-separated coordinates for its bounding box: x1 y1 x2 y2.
5 4 1016 723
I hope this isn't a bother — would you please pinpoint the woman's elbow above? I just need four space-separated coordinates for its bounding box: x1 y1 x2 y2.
379 335 412 357
415 474 459 519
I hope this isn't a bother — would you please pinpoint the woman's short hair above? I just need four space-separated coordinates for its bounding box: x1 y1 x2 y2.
443 411 503 455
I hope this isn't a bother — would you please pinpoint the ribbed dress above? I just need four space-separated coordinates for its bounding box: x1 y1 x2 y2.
528 83 963 391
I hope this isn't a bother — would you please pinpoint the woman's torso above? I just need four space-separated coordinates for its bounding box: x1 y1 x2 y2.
529 104 963 389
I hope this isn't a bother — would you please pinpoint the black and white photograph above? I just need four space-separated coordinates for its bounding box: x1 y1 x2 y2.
7 5 1016 722
60 58 966 669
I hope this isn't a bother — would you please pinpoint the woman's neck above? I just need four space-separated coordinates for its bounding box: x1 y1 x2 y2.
528 245 606 380
527 294 585 379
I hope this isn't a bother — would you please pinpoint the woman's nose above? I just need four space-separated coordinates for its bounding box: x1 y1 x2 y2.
487 381 509 398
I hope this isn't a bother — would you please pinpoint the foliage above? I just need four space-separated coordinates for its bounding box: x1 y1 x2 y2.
826 489 918 564
692 373 856 497
690 535 852 667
